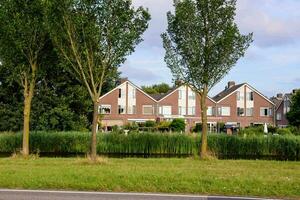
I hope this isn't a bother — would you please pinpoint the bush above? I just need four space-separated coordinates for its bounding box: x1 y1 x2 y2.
157 121 171 132
170 119 185 132
192 123 202 133
145 120 156 128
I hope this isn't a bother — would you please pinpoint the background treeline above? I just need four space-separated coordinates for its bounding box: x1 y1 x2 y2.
0 48 120 132
0 132 299 160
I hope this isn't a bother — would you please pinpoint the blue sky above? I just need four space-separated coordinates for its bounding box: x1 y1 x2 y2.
120 0 300 97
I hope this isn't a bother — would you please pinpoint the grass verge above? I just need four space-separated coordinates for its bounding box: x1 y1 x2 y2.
0 158 299 199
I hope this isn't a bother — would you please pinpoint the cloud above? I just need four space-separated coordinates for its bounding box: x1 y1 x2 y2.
119 61 163 85
236 0 300 47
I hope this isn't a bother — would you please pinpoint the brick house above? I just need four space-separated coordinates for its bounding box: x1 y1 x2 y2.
272 89 298 127
99 79 275 131
212 81 275 128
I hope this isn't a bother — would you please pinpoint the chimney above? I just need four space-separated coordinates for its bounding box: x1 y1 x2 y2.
120 77 128 84
227 81 235 89
276 93 283 99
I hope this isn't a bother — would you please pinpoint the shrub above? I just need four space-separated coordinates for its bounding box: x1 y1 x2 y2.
192 123 202 133
145 120 156 127
239 126 264 136
170 119 185 132
157 121 171 132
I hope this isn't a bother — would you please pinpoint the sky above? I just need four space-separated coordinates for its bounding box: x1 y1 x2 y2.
119 0 300 97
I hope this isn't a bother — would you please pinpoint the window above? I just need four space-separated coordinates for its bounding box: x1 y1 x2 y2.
118 105 126 114
237 107 244 116
179 90 183 99
218 107 230 116
188 106 195 115
276 113 282 120
246 92 254 101
237 91 240 101
260 107 272 117
118 88 122 98
132 89 136 99
207 107 213 116
143 105 154 115
127 105 136 115
99 105 111 114
159 106 172 115
179 106 186 115
246 108 253 116
189 91 195 100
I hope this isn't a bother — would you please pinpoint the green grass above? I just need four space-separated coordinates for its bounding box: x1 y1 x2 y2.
0 158 299 199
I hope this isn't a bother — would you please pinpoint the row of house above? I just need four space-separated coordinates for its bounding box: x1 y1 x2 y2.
98 78 291 132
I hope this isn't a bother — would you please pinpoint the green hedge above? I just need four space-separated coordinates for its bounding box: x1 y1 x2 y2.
0 132 299 160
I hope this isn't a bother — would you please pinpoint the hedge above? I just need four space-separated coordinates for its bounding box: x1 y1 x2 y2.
0 132 299 160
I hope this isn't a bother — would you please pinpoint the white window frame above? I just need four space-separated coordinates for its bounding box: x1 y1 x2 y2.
246 107 253 117
189 91 195 100
236 91 240 101
260 107 272 117
127 105 136 115
118 105 126 114
132 89 136 99
207 106 213 116
219 107 230 116
99 105 111 114
143 105 154 115
276 113 282 120
160 106 172 115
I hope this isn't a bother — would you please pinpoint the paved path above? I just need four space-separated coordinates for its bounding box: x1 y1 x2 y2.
0 189 275 200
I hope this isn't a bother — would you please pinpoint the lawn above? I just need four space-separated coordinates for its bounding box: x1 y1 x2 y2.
0 158 299 199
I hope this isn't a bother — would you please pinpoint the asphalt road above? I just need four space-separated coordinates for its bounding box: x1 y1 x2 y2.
0 189 275 200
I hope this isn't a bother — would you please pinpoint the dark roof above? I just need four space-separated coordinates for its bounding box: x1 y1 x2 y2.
148 87 179 101
270 97 282 109
212 83 245 102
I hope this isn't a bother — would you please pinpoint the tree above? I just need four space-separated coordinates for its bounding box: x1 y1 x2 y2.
287 91 300 128
0 0 48 156
142 83 171 94
170 118 185 132
161 0 252 158
46 0 150 160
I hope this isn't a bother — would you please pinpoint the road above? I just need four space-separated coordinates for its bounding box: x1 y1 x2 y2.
0 189 275 200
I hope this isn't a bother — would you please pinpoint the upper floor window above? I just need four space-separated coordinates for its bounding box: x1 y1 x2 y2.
143 105 154 115
178 90 183 99
237 107 244 116
246 92 254 101
99 105 111 114
132 89 136 99
159 106 172 115
276 113 282 120
187 106 195 115
237 91 240 101
118 105 126 114
207 107 214 116
189 91 195 100
118 88 122 98
260 107 272 117
246 108 253 116
127 105 136 115
218 107 230 116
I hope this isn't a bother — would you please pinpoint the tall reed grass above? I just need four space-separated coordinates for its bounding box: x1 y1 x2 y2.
0 131 299 160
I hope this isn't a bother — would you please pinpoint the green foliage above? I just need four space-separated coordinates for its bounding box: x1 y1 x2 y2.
161 0 253 92
276 128 292 136
145 120 156 127
192 123 202 133
287 90 300 127
142 83 171 94
170 119 185 132
157 121 172 132
239 126 264 136
0 132 299 160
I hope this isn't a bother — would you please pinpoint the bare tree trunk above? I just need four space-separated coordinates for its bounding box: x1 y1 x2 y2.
200 87 208 159
22 77 35 157
90 100 99 161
